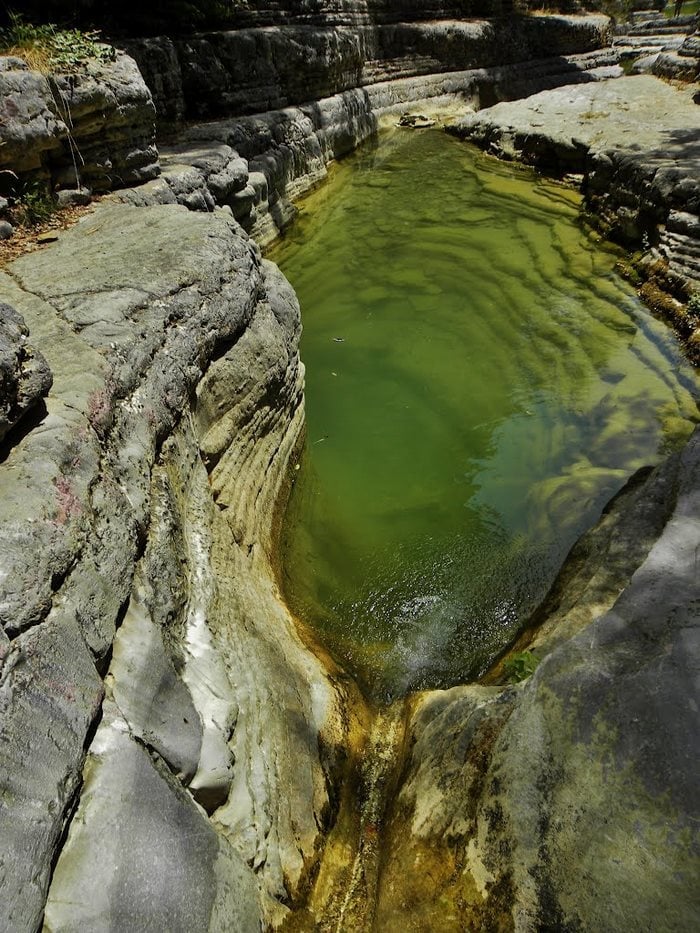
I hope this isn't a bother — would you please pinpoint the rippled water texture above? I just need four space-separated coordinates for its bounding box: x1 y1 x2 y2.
271 129 698 700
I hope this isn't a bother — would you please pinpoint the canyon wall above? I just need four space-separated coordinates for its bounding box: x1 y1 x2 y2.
0 5 698 931
125 12 610 122
0 202 358 931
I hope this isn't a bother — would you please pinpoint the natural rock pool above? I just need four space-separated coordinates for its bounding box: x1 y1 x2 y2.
270 128 698 700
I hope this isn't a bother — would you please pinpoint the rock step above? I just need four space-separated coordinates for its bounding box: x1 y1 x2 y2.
613 34 688 48
659 231 700 286
617 15 697 35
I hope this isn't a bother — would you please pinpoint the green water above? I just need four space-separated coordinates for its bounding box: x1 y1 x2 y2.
270 129 698 700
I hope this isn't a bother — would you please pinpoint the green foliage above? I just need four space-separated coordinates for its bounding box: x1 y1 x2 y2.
688 292 700 321
11 181 57 227
503 650 540 683
0 12 115 72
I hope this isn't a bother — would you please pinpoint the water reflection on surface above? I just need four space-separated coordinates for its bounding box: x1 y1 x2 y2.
270 129 698 700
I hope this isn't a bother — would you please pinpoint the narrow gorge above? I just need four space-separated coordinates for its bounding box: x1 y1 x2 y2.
0 2 698 931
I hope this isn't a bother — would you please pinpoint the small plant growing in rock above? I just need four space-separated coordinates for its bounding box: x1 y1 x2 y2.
54 475 82 525
504 650 540 683
10 180 57 227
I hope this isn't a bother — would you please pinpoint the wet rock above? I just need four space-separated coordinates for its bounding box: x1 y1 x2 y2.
379 429 700 931
0 302 52 443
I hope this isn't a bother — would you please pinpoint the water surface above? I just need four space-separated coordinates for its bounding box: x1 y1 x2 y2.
270 129 698 699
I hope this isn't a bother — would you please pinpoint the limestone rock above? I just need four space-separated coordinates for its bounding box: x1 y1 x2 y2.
43 701 260 933
0 200 348 930
0 302 52 443
377 430 700 931
0 52 158 193
127 14 611 122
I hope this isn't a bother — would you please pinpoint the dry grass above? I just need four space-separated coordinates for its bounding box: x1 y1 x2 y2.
2 42 52 73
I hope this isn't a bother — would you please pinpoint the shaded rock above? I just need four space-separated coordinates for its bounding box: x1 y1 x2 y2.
0 614 104 933
127 14 611 122
0 302 52 443
378 429 700 931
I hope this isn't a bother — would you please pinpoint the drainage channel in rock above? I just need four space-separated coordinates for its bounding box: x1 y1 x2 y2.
269 126 699 704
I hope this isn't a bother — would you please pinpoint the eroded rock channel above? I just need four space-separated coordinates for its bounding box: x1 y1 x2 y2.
0 4 699 931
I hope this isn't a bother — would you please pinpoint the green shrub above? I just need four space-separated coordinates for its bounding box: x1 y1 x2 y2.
688 292 700 321
11 181 57 227
0 12 114 72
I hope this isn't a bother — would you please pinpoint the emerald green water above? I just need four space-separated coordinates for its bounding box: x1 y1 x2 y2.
270 129 698 700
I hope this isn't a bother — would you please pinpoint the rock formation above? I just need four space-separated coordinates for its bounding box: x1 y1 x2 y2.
376 436 700 930
0 3 698 931
0 52 158 194
0 302 52 442
0 203 356 931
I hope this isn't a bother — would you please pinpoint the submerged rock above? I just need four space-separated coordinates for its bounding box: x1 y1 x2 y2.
448 75 700 350
377 429 700 931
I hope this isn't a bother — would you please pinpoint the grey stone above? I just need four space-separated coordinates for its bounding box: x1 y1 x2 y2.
0 202 347 929
0 612 104 933
0 52 158 194
0 220 13 239
127 14 611 122
378 430 700 931
0 302 52 443
43 701 261 933
0 55 28 72
55 187 92 207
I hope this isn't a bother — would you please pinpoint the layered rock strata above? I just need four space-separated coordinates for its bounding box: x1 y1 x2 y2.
447 75 700 357
0 13 698 933
126 13 610 122
116 44 619 247
0 202 352 931
0 52 158 195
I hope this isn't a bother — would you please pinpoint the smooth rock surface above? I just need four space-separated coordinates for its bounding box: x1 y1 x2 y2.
0 202 348 931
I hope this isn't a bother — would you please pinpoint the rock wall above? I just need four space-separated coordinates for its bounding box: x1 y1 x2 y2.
107 42 618 248
0 9 697 932
124 13 610 122
0 202 353 931
0 52 158 194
